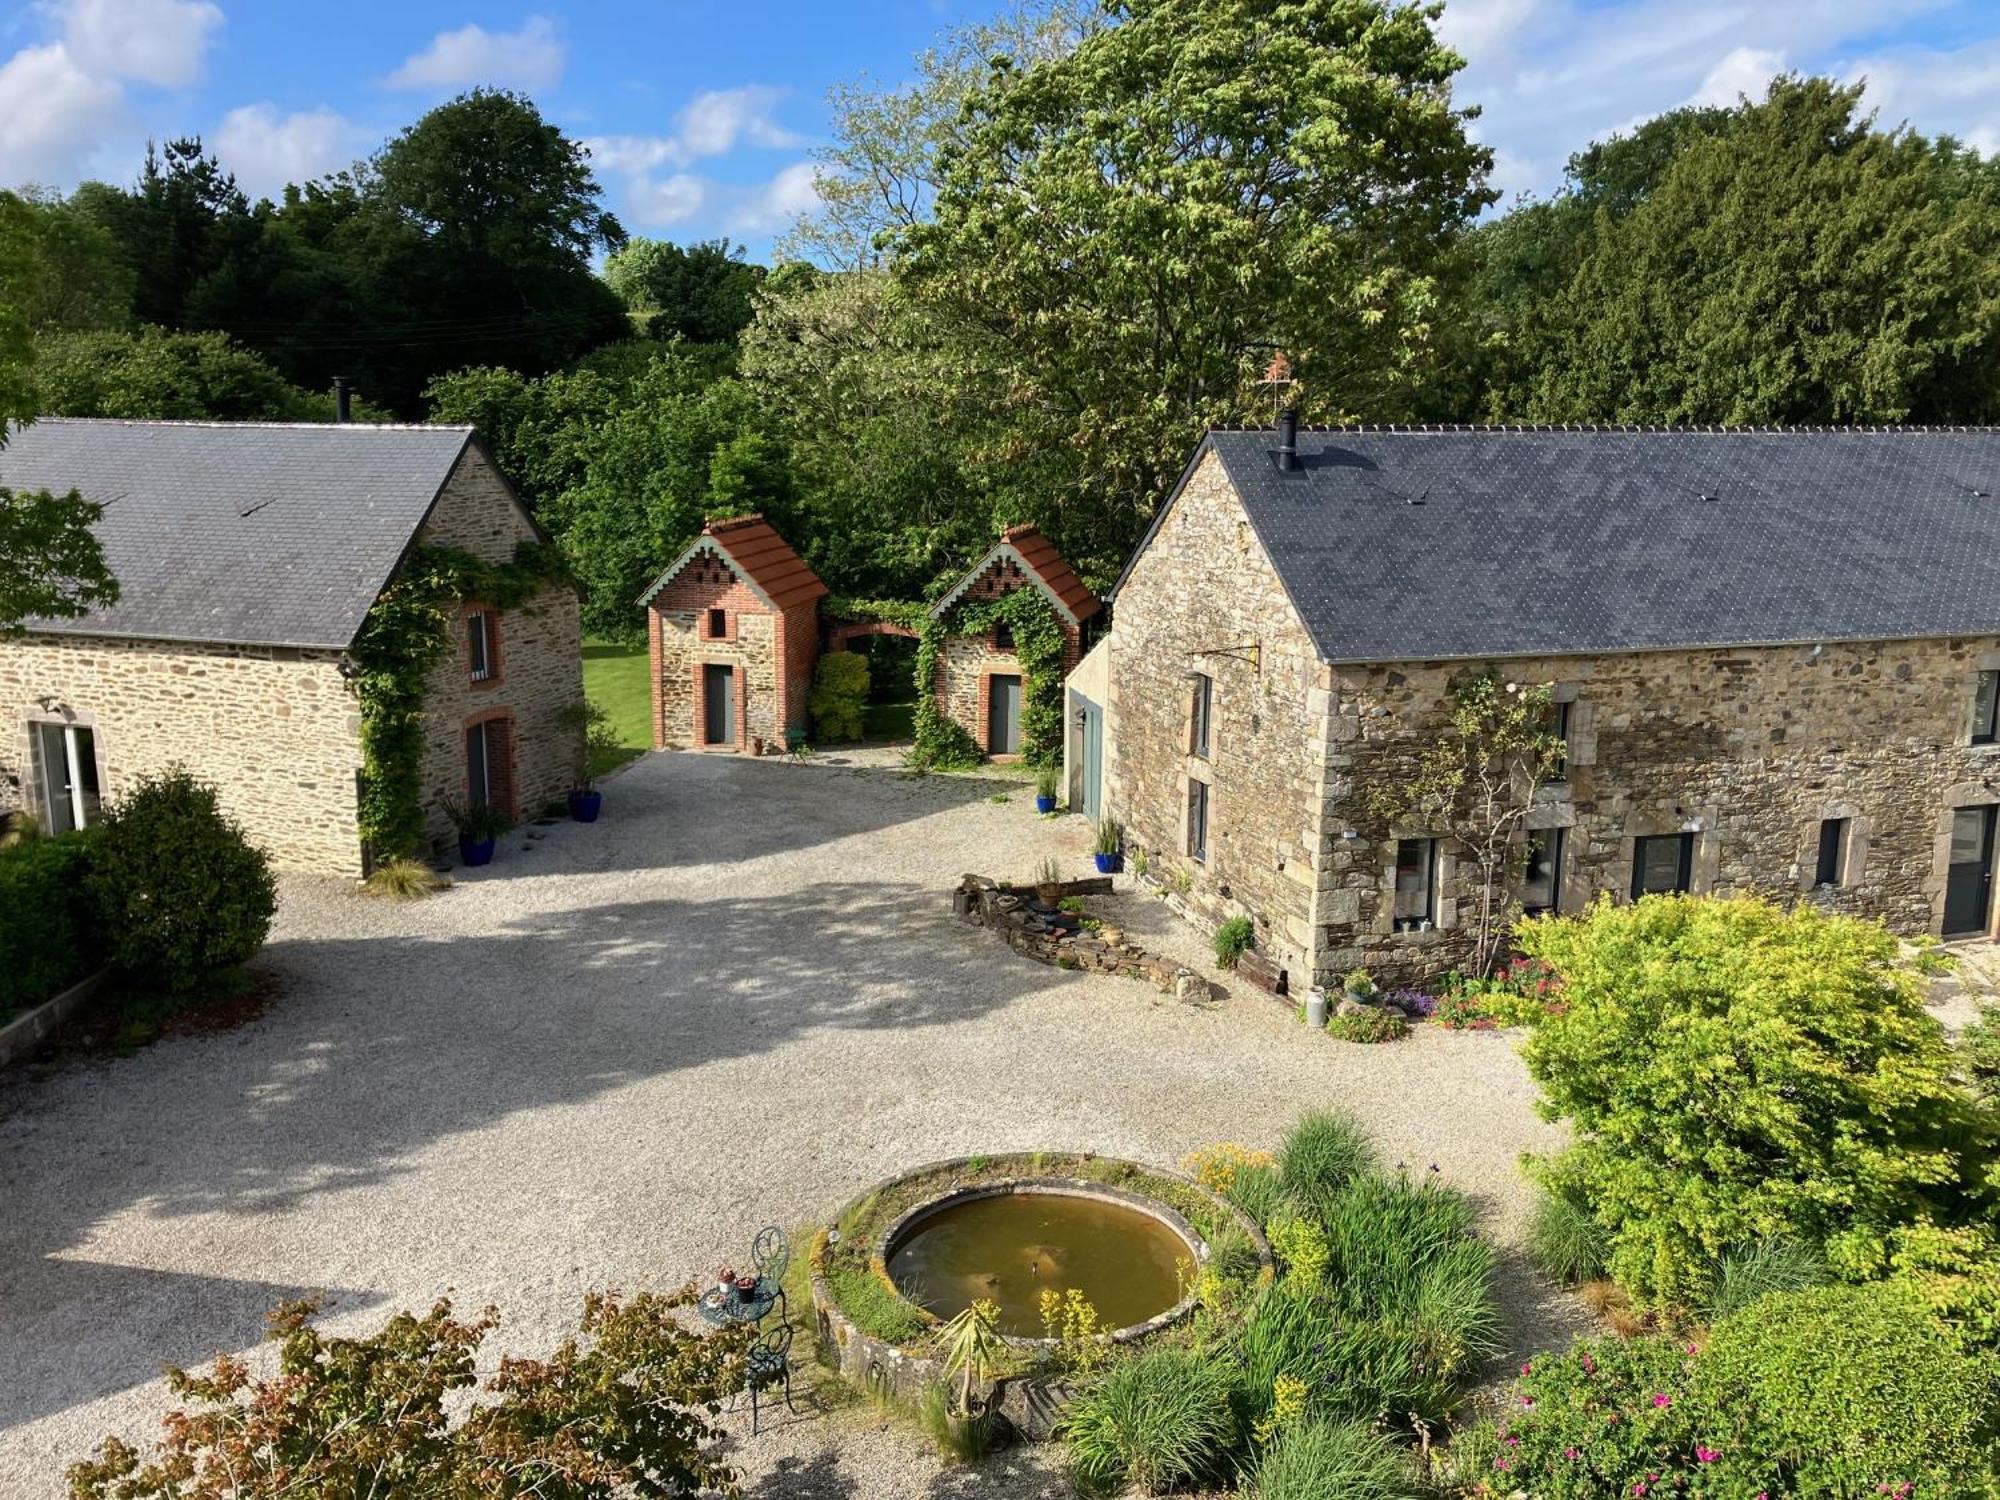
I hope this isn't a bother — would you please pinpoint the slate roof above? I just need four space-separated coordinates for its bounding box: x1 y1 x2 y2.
931 524 1103 625
1 418 479 651
1119 425 2000 665
637 514 827 612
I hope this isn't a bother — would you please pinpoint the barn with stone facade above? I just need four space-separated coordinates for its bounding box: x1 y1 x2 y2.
1096 422 2000 994
930 525 1100 760
639 514 827 754
0 418 584 876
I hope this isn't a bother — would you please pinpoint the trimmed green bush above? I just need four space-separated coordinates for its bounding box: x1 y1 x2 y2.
85 769 276 993
1252 1418 1419 1500
1517 895 1998 1309
1706 1237 1830 1321
1213 915 1254 969
808 650 870 743
0 830 101 1020
1526 1183 1608 1287
1277 1109 1376 1220
1063 1345 1238 1493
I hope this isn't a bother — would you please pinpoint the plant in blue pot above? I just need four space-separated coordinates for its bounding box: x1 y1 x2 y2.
560 699 620 822
444 796 509 867
1092 816 1124 874
1033 763 1061 815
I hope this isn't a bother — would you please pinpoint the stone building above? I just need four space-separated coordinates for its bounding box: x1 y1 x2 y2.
930 525 1100 760
0 418 583 876
639 514 827 753
1097 422 2000 992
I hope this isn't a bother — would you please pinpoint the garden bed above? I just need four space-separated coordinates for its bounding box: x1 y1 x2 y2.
953 875 1221 1000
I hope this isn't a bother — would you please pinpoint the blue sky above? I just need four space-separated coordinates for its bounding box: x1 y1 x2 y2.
3 1 1999 259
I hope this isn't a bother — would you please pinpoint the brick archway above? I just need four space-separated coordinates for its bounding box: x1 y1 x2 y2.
826 619 919 650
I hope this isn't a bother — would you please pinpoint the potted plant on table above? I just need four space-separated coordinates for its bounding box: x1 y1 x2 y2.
1034 763 1061 815
1092 817 1124 874
444 797 510 867
559 700 621 822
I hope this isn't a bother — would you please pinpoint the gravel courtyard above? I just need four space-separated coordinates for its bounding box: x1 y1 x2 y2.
0 751 1576 1497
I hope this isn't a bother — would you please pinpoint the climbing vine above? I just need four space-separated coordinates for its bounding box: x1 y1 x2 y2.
349 540 568 858
913 588 1067 771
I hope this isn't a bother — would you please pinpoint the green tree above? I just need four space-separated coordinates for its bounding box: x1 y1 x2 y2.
603 238 765 343
895 0 1493 543
0 189 133 335
1523 77 2000 424
32 327 354 422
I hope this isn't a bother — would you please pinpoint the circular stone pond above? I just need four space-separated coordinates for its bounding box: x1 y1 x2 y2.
886 1185 1196 1337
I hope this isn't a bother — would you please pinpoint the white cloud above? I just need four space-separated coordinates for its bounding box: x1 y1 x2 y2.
384 15 566 93
212 103 363 197
60 0 222 89
0 43 125 187
727 160 820 234
1689 46 1786 108
625 171 707 226
1842 37 2000 141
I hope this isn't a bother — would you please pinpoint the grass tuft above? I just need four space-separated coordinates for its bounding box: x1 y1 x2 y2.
1707 1238 1831 1321
363 857 450 901
1278 1109 1377 1218
1251 1417 1422 1500
1063 1346 1238 1493
1527 1185 1609 1286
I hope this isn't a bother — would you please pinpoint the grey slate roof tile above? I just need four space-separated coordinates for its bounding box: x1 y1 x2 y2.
0 418 474 651
1191 427 2000 664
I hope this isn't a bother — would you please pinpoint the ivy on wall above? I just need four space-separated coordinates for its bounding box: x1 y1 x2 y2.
349 540 568 858
914 587 1066 771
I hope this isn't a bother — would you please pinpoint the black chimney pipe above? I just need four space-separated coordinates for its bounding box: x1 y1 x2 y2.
333 376 351 424
1276 406 1298 471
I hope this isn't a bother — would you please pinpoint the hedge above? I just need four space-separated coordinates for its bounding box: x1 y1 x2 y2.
0 830 102 1022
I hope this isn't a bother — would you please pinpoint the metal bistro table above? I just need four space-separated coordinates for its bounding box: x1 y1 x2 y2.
697 1276 783 1327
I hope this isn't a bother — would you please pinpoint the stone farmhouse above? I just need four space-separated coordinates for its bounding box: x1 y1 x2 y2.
639 514 827 754
930 524 1100 760
1090 421 2000 993
0 418 582 875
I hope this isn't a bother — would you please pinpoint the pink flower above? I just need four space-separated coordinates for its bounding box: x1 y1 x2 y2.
1580 1352 1596 1375
1686 1342 1698 1355
1494 1457 1512 1473
1507 1435 1521 1447
1695 1447 1720 1464
1522 1395 1535 1407
1563 1447 1579 1460
1632 1485 1648 1497
1521 1360 1533 1376
1652 1393 1671 1408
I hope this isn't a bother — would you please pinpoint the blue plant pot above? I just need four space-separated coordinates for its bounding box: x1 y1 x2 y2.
459 836 495 867
568 789 603 823
1036 795 1057 815
1093 852 1122 874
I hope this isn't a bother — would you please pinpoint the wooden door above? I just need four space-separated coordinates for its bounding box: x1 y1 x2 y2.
703 664 735 746
987 674 1022 755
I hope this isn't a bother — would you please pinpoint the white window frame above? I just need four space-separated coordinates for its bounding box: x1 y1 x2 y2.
1190 672 1213 759
468 611 494 683
1393 837 1437 930
30 719 100 833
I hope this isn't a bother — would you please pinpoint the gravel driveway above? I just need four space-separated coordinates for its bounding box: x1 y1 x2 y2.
0 751 1575 1497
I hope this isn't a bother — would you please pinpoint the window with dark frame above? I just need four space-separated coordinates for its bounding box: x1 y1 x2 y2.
1815 818 1849 888
1521 826 1563 915
467 611 492 682
1976 672 2000 745
706 607 728 639
1393 838 1436 928
1546 699 1571 781
1191 672 1213 758
466 721 491 807
1186 779 1209 863
993 620 1014 650
1631 833 1694 898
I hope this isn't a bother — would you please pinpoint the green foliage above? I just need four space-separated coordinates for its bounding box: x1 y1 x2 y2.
32 328 350 422
0 483 120 631
1252 1418 1419 1500
1324 1006 1409 1044
1967 1003 2000 1101
1267 1216 1331 1286
603 237 765 344
1062 1346 1238 1494
66 1289 747 1499
1526 1184 1609 1287
1037 1286 1108 1375
824 1262 929 1344
1489 1284 2000 1497
1517 894 1999 1310
558 698 622 793
0 830 101 1021
350 541 567 857
362 857 450 902
85 769 275 993
898 0 1493 561
808 650 871 744
1224 1163 1288 1229
1706 1237 1831 1321
911 586 1066 769
1277 1109 1378 1220
1093 817 1123 858
1213 916 1255 970
936 1299 1004 1417
0 187 132 335
441 798 512 842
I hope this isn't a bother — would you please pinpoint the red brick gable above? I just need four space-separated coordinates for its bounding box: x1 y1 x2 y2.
637 514 827 614
931 525 1101 626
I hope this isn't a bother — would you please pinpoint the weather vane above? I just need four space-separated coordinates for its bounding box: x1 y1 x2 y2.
1259 350 1297 425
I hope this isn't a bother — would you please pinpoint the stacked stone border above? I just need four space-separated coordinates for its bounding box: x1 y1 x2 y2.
953 873 1223 1001
809 1153 1271 1440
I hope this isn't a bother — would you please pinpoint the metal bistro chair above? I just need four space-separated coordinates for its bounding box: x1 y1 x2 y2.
746 1322 798 1435
751 1225 791 1322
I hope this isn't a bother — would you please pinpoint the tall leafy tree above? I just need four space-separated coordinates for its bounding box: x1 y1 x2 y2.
895 0 1494 551
602 238 765 344
1522 77 2000 425
0 189 134 335
32 327 357 422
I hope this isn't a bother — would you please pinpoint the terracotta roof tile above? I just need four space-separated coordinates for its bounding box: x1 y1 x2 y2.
639 513 827 612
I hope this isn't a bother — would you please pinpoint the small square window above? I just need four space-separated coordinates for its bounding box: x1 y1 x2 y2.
467 612 492 682
1190 673 1213 758
1394 838 1436 929
1815 818 1849 888
993 620 1014 651
707 608 728 639
1975 672 1999 745
1186 780 1209 863
1631 833 1694 898
1522 827 1563 915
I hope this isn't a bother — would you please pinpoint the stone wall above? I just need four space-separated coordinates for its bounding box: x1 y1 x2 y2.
648 560 782 751
1104 448 1330 989
1323 636 2000 988
933 558 1085 756
0 633 364 872
414 447 583 847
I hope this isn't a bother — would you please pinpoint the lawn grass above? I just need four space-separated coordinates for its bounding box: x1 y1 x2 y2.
863 697 915 742
582 636 650 776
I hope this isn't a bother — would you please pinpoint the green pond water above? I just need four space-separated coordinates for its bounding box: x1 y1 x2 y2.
886 1192 1193 1337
